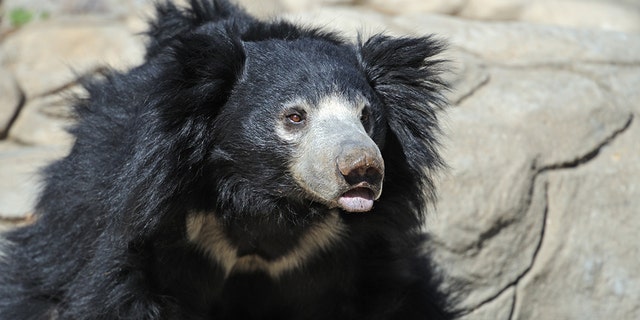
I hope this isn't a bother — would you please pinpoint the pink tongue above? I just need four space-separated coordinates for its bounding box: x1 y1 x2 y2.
338 188 374 213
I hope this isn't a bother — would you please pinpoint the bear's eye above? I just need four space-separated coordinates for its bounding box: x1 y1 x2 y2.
287 113 305 124
360 108 370 124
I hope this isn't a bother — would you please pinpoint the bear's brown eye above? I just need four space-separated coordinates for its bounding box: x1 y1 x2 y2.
360 109 370 124
287 113 304 123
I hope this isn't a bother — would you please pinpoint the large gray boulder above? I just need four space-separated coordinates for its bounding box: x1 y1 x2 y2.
514 116 639 320
0 67 22 139
0 17 144 98
399 11 639 320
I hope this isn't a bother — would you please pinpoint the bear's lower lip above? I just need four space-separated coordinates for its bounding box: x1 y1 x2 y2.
338 187 375 213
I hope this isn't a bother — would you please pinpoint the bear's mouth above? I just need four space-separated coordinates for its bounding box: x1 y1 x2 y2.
338 187 375 213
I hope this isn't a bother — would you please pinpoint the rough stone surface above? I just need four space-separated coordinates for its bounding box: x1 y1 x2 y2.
7 89 77 146
1 1 639 319
0 142 69 219
458 286 515 320
457 0 528 20
364 0 466 15
391 14 640 65
284 7 394 39
441 50 489 106
513 117 640 320
0 66 22 138
519 0 640 33
426 107 543 311
0 17 144 98
456 67 632 167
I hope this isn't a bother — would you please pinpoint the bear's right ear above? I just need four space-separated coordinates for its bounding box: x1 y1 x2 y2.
166 23 246 114
358 34 449 200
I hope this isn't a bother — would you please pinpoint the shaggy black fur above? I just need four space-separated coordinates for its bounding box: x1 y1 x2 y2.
0 1 451 319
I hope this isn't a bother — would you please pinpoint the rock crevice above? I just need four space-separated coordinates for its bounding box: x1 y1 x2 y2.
539 114 634 172
459 113 634 316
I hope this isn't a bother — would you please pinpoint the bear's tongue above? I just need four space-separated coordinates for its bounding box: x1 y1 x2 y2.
338 188 374 213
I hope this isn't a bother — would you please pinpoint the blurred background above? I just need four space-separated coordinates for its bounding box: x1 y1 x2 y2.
1 0 638 319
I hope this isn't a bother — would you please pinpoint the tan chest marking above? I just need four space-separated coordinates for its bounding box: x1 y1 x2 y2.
186 210 345 278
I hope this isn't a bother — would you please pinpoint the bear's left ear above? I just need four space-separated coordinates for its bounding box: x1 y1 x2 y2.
358 34 449 189
167 23 246 115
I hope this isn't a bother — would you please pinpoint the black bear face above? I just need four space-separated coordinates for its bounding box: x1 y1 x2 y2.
273 94 384 213
218 39 386 213
159 20 447 219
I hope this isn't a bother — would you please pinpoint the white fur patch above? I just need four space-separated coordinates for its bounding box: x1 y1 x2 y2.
274 95 368 143
186 210 345 278
314 95 365 122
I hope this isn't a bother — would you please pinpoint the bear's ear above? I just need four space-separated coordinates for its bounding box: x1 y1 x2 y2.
166 23 246 114
358 35 449 197
146 0 252 58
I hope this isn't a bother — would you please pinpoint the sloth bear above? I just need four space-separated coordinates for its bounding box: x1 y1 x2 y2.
0 0 451 319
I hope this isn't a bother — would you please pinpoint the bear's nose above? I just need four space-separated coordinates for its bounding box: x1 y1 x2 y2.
336 142 384 187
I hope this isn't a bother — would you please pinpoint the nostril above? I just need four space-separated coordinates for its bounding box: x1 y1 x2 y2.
336 143 385 187
342 164 383 187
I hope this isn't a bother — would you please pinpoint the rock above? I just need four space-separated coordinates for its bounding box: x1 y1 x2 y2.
460 68 632 167
442 50 489 106
364 0 466 15
277 0 356 12
0 66 23 138
571 65 640 117
239 0 356 13
457 287 515 320
519 0 640 33
513 117 640 320
7 87 80 146
391 14 640 66
1 0 148 19
0 142 69 219
427 63 633 312
440 0 640 33
0 17 144 98
428 106 545 311
284 7 395 39
456 0 528 20
234 0 284 18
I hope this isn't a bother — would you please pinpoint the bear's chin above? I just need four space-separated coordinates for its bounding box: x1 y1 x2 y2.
338 187 375 213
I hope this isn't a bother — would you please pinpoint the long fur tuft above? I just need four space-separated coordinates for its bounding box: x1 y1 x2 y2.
358 34 449 209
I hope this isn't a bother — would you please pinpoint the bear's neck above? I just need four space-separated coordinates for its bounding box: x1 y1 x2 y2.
186 207 345 278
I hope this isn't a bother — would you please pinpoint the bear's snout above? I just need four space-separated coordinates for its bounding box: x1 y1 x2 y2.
286 95 388 213
337 141 384 188
335 140 384 213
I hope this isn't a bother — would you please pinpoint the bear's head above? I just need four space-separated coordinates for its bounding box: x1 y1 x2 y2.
203 32 388 214
64 1 450 272
143 11 447 226
130 1 447 248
